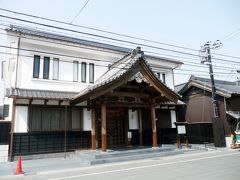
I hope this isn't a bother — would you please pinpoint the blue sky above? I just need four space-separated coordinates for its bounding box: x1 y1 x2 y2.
0 0 240 88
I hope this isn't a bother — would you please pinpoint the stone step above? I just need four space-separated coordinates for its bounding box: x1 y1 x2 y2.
90 149 184 165
74 147 196 165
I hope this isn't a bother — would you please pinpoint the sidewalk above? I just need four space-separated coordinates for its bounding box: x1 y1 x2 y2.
0 145 234 177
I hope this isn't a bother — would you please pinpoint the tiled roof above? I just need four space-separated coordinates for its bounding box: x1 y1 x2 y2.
6 88 78 100
7 25 131 53
176 75 240 97
72 48 180 104
6 25 182 65
226 111 240 120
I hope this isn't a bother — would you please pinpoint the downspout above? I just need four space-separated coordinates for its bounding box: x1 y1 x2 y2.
14 36 21 88
172 68 176 92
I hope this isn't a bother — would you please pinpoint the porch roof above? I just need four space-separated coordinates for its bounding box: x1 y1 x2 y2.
6 88 78 100
71 48 180 105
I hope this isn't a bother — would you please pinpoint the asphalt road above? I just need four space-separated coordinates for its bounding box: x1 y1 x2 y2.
2 150 240 180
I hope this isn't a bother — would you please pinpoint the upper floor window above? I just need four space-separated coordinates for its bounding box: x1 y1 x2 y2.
33 55 40 78
81 62 86 83
162 73 166 84
1 61 6 79
53 58 59 80
89 63 94 83
73 61 78 82
43 57 50 79
156 72 166 84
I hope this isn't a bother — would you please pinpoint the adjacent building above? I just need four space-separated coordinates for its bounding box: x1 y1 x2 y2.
176 75 240 146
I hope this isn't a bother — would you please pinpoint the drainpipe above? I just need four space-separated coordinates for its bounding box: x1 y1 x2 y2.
14 36 21 88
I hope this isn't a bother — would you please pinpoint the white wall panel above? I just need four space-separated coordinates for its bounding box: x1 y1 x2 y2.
129 110 138 130
170 110 176 128
83 108 91 131
14 106 28 132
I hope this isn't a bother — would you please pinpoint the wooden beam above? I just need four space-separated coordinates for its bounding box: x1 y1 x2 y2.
151 105 158 147
101 103 107 152
109 92 149 98
91 108 96 150
106 101 150 108
138 109 143 146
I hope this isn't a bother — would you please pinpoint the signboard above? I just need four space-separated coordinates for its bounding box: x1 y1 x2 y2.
128 131 132 139
177 125 186 134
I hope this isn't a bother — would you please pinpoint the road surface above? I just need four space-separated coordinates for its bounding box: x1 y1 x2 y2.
1 150 240 180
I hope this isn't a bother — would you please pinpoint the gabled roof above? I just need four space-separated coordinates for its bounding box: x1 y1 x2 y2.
176 75 240 98
71 49 180 105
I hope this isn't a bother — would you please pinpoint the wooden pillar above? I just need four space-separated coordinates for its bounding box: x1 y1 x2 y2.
151 105 158 148
9 97 16 162
138 109 143 146
101 103 107 152
91 108 96 150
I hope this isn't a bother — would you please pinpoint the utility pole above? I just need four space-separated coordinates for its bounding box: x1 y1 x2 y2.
200 40 222 117
200 40 225 147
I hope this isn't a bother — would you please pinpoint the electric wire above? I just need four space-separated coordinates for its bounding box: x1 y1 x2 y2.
0 8 240 60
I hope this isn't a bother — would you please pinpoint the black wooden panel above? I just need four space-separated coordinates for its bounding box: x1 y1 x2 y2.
12 131 91 157
0 121 11 144
129 130 139 145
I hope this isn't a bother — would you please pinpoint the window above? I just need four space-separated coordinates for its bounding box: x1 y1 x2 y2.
73 61 78 82
162 73 166 84
33 55 40 78
156 72 160 80
89 63 94 83
81 62 86 82
1 61 6 79
29 107 83 132
43 57 50 79
3 104 9 119
53 58 59 80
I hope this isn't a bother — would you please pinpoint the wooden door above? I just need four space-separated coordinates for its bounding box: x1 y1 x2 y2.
107 109 126 148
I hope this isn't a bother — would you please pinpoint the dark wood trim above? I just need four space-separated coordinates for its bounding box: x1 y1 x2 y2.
91 108 96 150
138 109 143 146
101 103 107 152
151 105 158 147
9 97 16 161
109 92 149 98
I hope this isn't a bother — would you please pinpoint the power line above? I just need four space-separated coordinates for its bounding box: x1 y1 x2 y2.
1 8 240 61
70 0 91 24
1 14 240 66
0 27 239 73
0 8 200 52
0 14 206 58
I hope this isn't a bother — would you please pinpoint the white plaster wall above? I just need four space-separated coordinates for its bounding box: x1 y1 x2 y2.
83 108 91 131
14 106 28 133
128 110 138 130
72 109 81 131
5 31 181 94
0 145 9 162
170 110 176 128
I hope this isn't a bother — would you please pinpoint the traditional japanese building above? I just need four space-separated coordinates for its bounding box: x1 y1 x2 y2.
2 25 183 161
176 75 240 146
